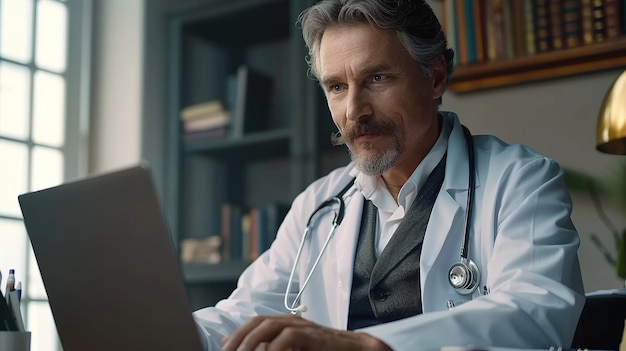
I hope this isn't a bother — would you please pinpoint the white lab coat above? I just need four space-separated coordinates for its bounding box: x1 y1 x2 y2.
193 112 585 350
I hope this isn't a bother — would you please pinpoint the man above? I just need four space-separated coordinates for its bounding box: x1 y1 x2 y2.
194 1 585 350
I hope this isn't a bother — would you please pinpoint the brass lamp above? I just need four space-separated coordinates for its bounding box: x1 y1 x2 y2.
597 70 626 155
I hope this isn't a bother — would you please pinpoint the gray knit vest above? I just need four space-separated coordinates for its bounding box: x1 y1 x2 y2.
347 155 446 330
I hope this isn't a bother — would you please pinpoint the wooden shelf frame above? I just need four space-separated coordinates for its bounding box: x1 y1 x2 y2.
450 38 626 93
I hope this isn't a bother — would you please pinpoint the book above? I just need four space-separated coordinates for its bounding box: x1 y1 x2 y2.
524 0 537 55
581 0 595 44
592 0 606 42
471 0 486 63
500 0 515 58
563 0 582 47
182 109 229 132
548 0 564 50
455 0 470 65
511 0 528 57
463 0 477 63
534 0 552 52
179 100 224 122
231 65 274 138
485 0 507 60
604 0 622 39
182 127 229 142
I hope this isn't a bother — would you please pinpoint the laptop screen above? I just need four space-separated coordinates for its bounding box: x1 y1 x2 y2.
18 164 204 351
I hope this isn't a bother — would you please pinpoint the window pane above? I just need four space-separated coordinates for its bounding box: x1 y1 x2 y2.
0 140 28 217
27 301 60 351
0 61 31 140
0 0 33 63
31 146 63 191
0 218 28 284
32 71 65 147
35 0 68 72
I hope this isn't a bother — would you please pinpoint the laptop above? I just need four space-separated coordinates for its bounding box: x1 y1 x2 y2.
18 164 204 351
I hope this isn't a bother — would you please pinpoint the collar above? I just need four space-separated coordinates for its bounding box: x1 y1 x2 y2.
349 115 452 211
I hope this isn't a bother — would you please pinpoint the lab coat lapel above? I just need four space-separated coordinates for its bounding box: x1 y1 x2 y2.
332 190 363 328
421 116 473 285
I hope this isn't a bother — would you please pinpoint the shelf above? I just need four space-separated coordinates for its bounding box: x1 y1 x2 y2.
183 261 251 284
450 38 626 93
184 128 292 160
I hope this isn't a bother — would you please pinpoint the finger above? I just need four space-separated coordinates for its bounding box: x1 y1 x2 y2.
222 316 268 351
223 315 303 351
235 317 302 351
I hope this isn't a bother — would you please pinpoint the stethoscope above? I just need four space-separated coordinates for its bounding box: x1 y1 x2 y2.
284 125 479 316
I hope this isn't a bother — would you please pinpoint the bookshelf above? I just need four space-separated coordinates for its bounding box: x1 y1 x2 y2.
444 0 626 93
161 0 350 306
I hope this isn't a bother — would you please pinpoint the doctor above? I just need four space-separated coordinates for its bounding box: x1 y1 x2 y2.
193 0 585 350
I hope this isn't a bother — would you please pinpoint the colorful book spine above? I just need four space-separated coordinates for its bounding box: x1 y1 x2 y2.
485 0 506 60
592 0 606 42
472 0 486 62
512 0 529 57
464 0 477 63
524 0 537 55
455 0 470 64
563 0 582 47
604 0 622 38
581 0 595 44
501 0 516 58
534 0 552 52
548 0 564 50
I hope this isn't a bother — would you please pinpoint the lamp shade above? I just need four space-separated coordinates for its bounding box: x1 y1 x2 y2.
597 70 626 155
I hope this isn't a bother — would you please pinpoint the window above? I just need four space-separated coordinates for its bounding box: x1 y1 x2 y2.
0 0 91 350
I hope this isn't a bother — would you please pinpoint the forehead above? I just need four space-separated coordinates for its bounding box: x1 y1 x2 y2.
318 23 413 79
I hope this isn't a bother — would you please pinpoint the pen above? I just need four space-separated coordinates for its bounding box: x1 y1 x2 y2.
5 269 15 293
16 282 22 302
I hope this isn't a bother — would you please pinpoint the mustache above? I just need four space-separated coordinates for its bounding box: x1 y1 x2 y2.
330 119 396 146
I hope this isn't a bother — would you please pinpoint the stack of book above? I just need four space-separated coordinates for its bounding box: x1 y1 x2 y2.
443 0 625 66
179 64 275 142
180 100 229 141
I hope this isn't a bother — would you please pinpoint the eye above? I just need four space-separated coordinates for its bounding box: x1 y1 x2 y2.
372 74 387 82
328 84 344 93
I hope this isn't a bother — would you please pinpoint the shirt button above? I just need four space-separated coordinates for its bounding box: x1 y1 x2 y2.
338 280 343 288
372 288 390 301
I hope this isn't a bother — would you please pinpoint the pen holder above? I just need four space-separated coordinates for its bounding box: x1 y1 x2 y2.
0 331 31 351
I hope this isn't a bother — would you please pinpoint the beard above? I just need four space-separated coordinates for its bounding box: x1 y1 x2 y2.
331 118 404 176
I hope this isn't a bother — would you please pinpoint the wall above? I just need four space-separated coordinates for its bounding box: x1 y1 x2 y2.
89 0 145 173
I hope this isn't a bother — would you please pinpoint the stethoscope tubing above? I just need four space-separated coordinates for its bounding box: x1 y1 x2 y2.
284 186 353 315
284 124 479 315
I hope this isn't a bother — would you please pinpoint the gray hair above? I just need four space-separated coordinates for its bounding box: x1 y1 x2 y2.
298 0 454 102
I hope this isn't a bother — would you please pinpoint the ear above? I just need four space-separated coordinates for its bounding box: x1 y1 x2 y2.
430 55 448 100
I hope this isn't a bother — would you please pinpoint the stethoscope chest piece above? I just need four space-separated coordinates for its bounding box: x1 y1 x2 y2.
448 258 480 295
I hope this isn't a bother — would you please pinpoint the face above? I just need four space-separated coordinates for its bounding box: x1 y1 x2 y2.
318 23 446 176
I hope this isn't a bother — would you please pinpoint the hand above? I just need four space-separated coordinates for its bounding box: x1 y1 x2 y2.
221 314 392 351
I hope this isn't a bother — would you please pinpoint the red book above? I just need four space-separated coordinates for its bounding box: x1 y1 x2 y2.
604 0 622 39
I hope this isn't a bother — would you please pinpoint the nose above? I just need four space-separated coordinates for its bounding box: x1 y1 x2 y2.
345 88 372 122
